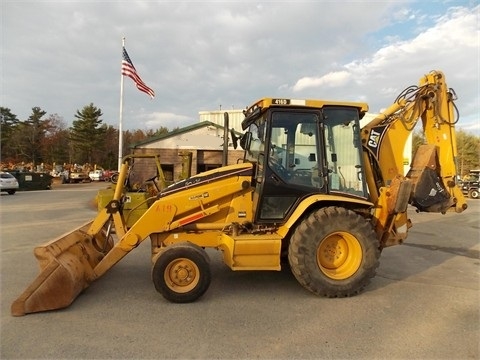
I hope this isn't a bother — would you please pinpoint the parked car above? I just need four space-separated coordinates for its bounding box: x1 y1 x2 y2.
89 169 105 181
0 171 19 195
68 169 91 183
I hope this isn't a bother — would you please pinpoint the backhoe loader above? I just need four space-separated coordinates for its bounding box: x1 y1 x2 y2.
11 70 467 316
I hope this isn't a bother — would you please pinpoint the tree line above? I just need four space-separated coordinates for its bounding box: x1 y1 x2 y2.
0 104 174 171
1 104 479 175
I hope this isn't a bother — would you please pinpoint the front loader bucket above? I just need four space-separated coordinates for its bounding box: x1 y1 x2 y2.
11 221 113 316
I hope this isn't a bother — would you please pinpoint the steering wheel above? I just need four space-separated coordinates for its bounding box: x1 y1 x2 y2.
269 158 290 180
144 175 160 192
269 144 291 180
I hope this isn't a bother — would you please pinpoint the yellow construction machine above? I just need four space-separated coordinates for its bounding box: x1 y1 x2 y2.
11 70 467 316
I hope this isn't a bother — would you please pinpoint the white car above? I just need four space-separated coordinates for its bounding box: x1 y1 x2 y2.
89 169 105 181
0 171 19 195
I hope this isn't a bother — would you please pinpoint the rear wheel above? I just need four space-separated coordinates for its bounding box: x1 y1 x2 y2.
468 189 479 199
288 206 380 297
152 242 211 303
7 190 16 195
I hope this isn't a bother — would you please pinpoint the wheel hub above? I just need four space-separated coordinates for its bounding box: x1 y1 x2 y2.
173 264 194 285
317 232 362 280
321 235 348 268
165 258 199 292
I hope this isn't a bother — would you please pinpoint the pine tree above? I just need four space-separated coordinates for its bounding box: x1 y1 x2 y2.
69 103 106 164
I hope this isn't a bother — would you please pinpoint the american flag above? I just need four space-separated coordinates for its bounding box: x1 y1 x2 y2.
121 47 155 98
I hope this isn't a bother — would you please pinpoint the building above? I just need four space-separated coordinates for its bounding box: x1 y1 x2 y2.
198 109 245 132
132 120 244 184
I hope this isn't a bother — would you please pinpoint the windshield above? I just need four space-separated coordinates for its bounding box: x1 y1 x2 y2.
0 173 15 179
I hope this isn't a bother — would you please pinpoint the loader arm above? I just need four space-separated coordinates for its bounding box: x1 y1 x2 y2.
361 70 467 247
91 163 254 278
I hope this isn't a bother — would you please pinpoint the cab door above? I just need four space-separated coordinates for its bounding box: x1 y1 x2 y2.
255 109 326 222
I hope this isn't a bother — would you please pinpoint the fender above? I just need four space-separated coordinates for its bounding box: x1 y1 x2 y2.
277 194 373 237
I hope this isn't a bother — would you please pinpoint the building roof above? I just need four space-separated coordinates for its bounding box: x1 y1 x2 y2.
132 121 225 148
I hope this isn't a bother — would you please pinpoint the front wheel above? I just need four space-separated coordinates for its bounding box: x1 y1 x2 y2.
288 206 380 297
152 242 211 303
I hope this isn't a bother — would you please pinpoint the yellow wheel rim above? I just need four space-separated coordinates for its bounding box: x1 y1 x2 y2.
164 258 200 293
317 232 362 280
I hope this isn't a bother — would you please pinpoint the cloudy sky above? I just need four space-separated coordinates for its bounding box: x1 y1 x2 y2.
2 1 479 134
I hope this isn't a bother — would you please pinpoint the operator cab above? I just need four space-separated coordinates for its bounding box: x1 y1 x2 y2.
240 98 369 223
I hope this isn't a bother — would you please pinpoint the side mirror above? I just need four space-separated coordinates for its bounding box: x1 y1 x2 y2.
230 128 240 149
240 132 252 150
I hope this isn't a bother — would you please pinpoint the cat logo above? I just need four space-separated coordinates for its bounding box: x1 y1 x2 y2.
368 129 381 148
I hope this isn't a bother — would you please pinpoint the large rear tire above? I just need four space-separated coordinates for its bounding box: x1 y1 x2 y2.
288 206 380 297
152 242 211 303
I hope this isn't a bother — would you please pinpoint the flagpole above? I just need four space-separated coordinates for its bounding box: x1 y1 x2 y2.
118 37 125 171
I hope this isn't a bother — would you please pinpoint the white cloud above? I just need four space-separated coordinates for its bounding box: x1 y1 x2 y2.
293 71 352 92
288 4 479 132
2 1 478 135
143 112 193 130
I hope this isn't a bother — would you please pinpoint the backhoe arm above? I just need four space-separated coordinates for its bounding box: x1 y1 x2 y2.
361 70 467 246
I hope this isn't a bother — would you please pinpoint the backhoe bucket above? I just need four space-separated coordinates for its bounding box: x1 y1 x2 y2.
11 221 113 316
